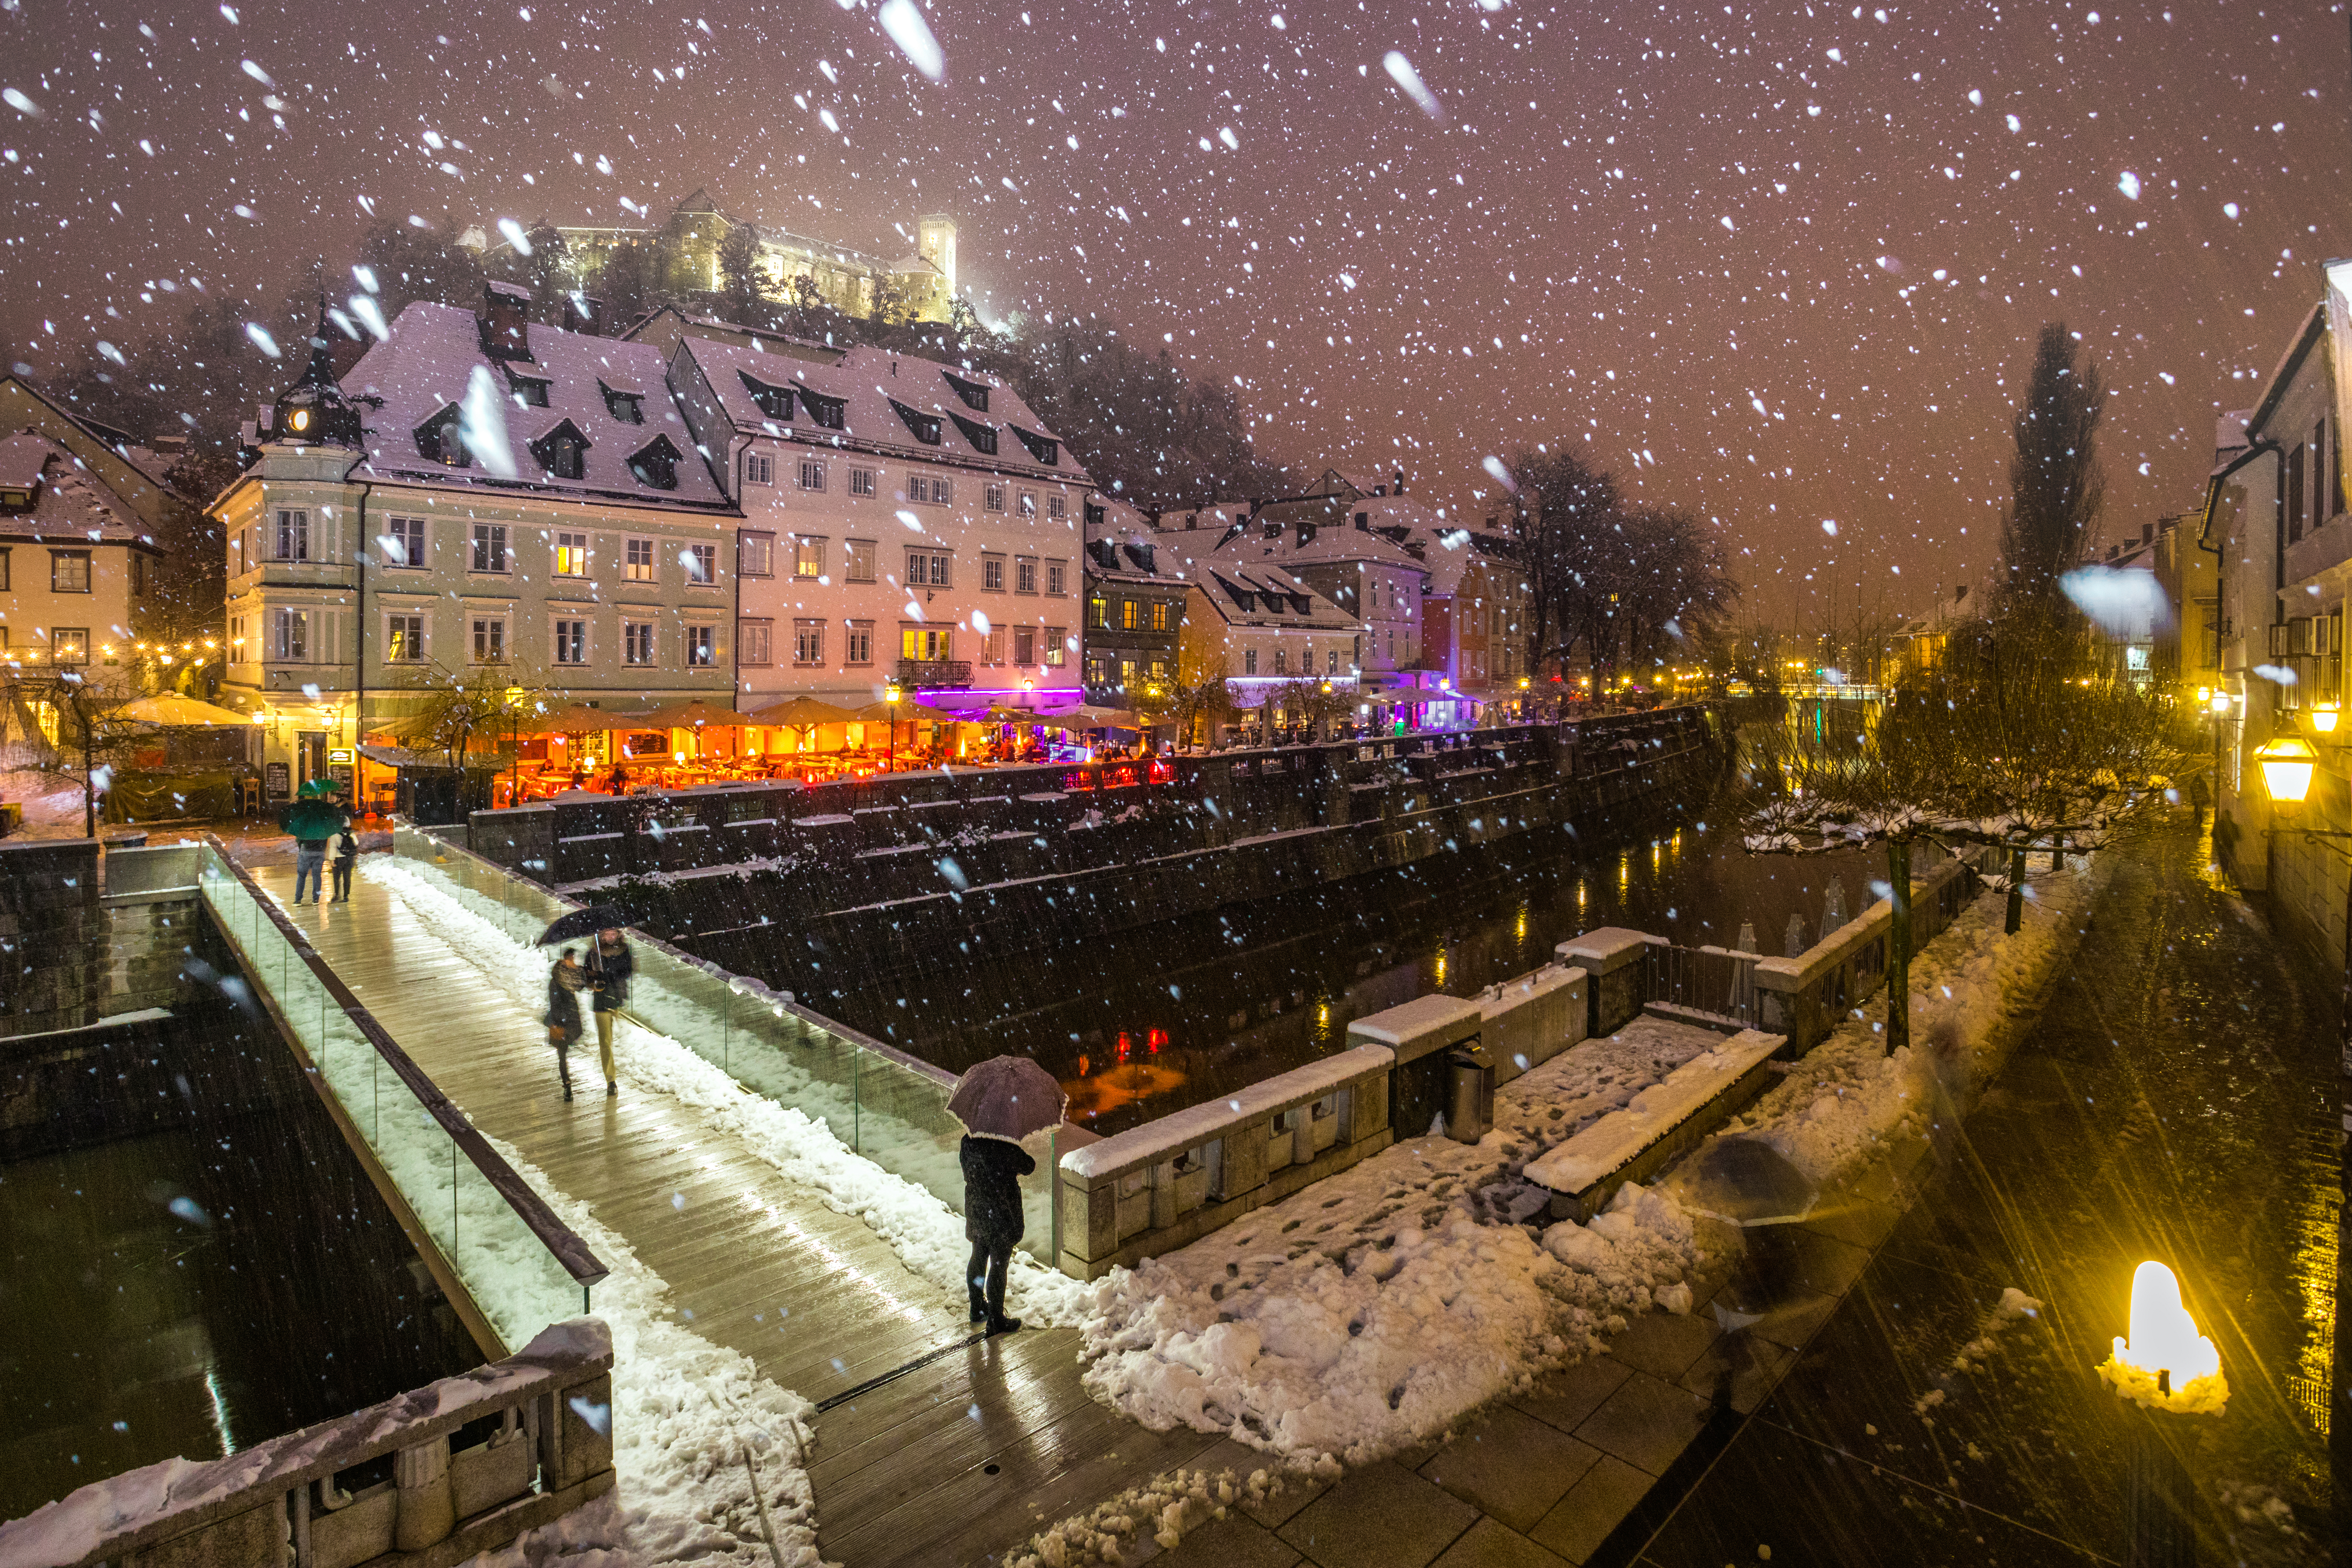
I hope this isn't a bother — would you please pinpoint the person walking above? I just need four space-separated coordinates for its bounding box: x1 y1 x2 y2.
544 948 588 1102
959 1131 1035 1335
278 786 341 905
586 927 632 1098
329 822 360 904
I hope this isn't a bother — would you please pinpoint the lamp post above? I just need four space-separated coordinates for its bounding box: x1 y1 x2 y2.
504 684 525 807
2097 1259 2226 1568
885 678 902 773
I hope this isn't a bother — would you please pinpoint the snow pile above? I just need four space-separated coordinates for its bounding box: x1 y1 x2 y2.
465 1137 823 1568
1073 1017 1717 1466
357 855 1089 1327
1007 1464 1276 1568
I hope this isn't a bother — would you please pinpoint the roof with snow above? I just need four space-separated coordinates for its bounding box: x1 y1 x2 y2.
0 432 156 544
1153 533 1356 632
674 336 1085 484
342 302 732 511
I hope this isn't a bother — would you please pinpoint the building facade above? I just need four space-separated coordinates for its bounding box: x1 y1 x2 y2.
216 293 738 799
0 428 165 676
1080 500 1186 706
663 328 1089 713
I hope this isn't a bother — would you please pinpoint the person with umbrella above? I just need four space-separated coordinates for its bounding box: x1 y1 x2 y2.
544 947 589 1101
278 783 344 906
586 925 633 1098
948 1056 1065 1335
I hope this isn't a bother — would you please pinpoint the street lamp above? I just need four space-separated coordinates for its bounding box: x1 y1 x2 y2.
2313 703 2341 736
885 678 903 773
505 684 526 806
2097 1259 2226 1567
2255 734 2317 805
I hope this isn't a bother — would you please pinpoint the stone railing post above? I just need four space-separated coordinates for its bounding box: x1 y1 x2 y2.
393 1433 455 1552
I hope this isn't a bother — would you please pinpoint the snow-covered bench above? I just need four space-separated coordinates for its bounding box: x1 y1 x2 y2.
1522 1028 1786 1222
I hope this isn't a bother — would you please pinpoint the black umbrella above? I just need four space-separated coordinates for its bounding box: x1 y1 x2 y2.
537 905 638 946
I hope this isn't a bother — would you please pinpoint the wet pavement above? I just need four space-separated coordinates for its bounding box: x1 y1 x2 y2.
1630 822 2343 1566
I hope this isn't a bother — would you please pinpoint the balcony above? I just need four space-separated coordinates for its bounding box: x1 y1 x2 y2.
896 659 973 689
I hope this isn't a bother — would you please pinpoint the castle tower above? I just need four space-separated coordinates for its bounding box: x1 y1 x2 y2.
917 214 957 294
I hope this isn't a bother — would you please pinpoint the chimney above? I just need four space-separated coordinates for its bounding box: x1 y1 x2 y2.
2141 521 2154 545
563 294 604 336
482 281 532 359
1392 468 1405 496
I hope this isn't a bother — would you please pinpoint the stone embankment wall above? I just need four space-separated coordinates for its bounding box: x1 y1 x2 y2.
463 706 1728 994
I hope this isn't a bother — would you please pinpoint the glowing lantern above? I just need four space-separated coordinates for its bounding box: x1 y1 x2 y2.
2097 1260 2226 1413
2314 703 2341 735
2255 734 2317 804
2208 692 2230 714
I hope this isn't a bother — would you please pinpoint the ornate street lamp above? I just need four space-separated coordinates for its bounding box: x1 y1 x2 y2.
2255 733 2317 805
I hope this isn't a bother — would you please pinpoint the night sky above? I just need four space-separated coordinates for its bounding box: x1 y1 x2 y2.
0 0 2343 622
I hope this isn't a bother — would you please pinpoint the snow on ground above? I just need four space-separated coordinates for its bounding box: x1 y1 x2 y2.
463 1137 823 1568
1070 1016 1722 1469
356 855 1090 1327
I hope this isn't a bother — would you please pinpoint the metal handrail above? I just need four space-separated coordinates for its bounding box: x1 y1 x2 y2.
199 835 609 1291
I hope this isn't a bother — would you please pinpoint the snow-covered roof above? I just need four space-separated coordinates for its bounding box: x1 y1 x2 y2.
676 336 1083 483
1154 532 1355 631
0 432 154 544
344 302 731 511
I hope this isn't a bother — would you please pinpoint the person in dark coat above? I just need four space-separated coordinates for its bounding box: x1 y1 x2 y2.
960 1134 1036 1335
328 822 360 903
544 948 587 1101
586 928 632 1098
278 795 341 905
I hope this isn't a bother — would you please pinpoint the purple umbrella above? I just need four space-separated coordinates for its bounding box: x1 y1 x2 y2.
948 1056 1067 1140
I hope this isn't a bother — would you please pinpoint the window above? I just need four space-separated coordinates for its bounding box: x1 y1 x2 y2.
684 543 718 585
1047 495 1067 520
892 399 943 445
909 475 950 505
624 622 656 666
624 537 656 582
1328 649 1340 675
273 608 309 663
535 426 588 480
794 619 826 666
49 550 90 593
471 617 507 665
845 540 877 581
685 625 715 667
602 383 644 424
554 531 590 577
739 533 775 577
470 523 509 574
553 619 588 666
383 515 426 568
798 457 827 492
1013 625 1035 664
2290 444 2307 545
740 371 795 422
1018 490 1038 519
945 372 991 412
0 548 9 591
1150 600 1172 632
387 613 425 662
1089 595 1110 629
984 624 1006 665
951 413 998 455
744 451 775 487
274 508 310 562
849 467 878 498
906 549 951 586
845 622 875 665
985 483 1006 513
1043 625 1066 666
902 625 953 662
1047 560 1067 596
739 619 773 666
931 477 953 506
799 389 847 430
983 555 1006 592
1273 648 1288 675
630 440 679 491
417 407 467 467
1016 556 1038 594
1010 427 1059 465
794 537 825 579
1244 648 1259 676
1120 599 1140 631
52 627 89 666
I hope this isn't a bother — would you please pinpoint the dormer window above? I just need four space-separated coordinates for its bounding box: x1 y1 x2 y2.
950 411 998 455
739 371 795 422
507 368 551 408
891 399 943 446
628 434 681 491
416 404 469 468
1009 426 1059 466
944 372 991 413
529 419 592 481
601 381 645 425
798 387 847 430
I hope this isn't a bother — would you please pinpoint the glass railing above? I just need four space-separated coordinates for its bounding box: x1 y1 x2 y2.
196 841 605 1352
390 826 1061 1256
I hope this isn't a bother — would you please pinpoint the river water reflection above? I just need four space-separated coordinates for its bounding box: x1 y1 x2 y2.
904 811 1886 1136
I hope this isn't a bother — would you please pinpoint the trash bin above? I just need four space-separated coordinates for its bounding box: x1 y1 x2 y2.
1446 1041 1495 1143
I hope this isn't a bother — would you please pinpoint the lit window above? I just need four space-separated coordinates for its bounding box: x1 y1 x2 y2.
624 537 656 582
387 614 425 661
554 532 590 576
1042 626 1066 666
795 537 825 579
49 550 90 593
52 626 90 666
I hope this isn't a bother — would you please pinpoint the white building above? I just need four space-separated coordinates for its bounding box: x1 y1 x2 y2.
216 290 739 799
664 330 1090 713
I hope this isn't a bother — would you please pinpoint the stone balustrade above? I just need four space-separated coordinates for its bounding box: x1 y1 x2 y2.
1752 852 1980 1053
0 1319 616 1568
